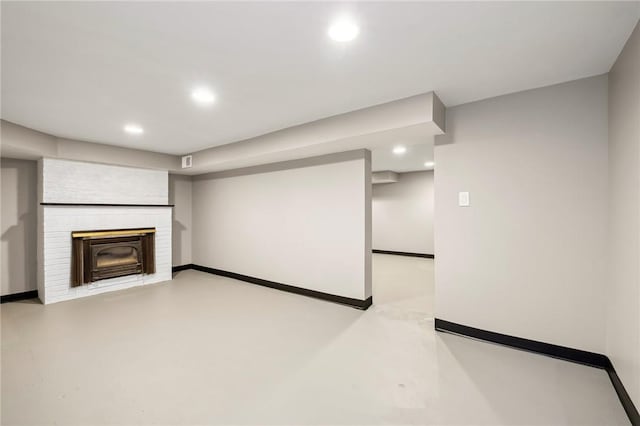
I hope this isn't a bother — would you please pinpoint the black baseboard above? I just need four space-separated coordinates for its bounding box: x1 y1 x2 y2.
172 264 195 273
373 249 434 259
173 264 372 310
435 318 639 425
41 203 174 208
435 318 609 367
1 290 38 304
607 366 640 425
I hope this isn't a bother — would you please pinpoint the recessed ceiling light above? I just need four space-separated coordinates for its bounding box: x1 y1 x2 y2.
393 145 407 155
191 87 216 106
328 18 359 42
123 124 144 135
424 161 435 168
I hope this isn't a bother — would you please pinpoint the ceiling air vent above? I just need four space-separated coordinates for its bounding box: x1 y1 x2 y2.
181 155 193 169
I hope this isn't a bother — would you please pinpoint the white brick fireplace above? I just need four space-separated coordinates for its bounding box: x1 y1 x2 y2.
37 159 172 304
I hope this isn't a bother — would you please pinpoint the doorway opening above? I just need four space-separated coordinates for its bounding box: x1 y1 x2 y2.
370 141 435 317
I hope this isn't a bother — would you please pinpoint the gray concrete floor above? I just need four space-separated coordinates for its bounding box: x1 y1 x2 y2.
1 254 629 425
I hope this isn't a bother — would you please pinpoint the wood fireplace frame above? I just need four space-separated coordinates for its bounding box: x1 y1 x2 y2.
71 228 155 286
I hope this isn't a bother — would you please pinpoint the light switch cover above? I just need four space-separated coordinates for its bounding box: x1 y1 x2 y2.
458 191 470 207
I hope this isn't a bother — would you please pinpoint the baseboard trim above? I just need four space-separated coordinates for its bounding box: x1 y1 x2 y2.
172 264 194 273
435 318 639 425
174 264 372 310
435 318 609 367
1 290 38 304
606 366 640 425
41 203 174 208
372 249 434 258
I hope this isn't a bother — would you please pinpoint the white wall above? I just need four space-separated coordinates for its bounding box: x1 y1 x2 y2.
1 158 37 295
169 174 192 266
192 150 372 301
607 21 640 408
434 75 608 353
372 171 434 254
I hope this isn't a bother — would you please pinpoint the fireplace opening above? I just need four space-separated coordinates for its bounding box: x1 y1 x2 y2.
71 229 155 286
95 243 139 269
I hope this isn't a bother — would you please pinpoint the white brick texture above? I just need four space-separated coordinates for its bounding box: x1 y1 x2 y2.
40 206 172 304
41 158 168 205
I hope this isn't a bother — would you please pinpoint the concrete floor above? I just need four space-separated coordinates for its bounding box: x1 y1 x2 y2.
1 254 629 425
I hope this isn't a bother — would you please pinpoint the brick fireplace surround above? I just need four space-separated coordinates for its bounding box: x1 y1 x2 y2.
38 159 172 304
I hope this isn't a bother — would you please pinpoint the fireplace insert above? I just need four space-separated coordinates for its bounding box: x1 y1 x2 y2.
71 228 155 286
